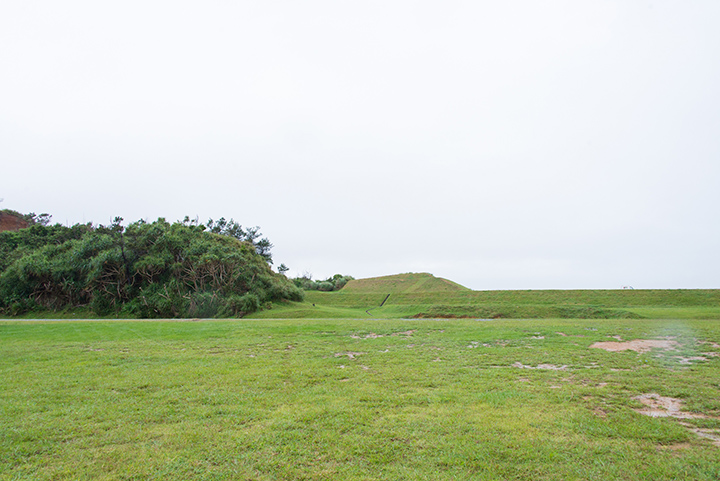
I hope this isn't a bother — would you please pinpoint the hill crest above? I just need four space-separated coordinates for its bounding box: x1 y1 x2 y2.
342 272 468 294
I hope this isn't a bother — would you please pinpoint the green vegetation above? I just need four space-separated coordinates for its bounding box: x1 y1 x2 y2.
257 273 720 320
292 273 355 291
0 217 302 318
1 318 719 480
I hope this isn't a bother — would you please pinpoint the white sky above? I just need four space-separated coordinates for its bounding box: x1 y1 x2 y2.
2 0 719 289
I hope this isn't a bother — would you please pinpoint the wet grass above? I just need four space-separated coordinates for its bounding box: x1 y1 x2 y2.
1 318 719 480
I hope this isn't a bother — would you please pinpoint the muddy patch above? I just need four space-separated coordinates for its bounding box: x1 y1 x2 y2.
590 339 678 353
513 362 568 371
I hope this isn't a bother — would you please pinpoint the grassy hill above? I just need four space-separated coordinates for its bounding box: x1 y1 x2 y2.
341 272 469 294
252 273 720 320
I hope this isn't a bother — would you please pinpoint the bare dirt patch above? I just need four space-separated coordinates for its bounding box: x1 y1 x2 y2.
674 356 710 365
391 330 416 337
634 394 704 419
656 442 693 452
590 339 678 353
351 330 416 339
592 407 608 417
335 352 365 360
513 362 568 371
679 425 720 446
350 333 384 339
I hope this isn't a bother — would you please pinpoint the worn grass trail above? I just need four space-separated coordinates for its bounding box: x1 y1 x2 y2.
1 319 719 480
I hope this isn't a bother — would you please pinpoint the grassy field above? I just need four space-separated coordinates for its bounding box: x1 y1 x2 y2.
2 318 719 480
3 273 719 321
251 273 720 320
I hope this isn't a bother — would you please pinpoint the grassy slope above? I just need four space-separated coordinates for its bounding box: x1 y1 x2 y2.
341 272 469 294
252 273 720 320
2 318 719 480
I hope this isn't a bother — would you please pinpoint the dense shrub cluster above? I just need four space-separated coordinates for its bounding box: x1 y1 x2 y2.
292 274 354 292
0 217 302 318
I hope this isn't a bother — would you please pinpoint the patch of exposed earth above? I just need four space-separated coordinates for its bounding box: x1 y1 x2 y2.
678 423 720 446
634 394 720 446
512 362 568 371
335 352 365 360
634 394 704 419
351 333 384 339
590 339 679 353
350 330 416 340
591 338 717 364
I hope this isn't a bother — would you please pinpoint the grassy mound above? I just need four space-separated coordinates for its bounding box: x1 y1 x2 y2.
342 272 469 294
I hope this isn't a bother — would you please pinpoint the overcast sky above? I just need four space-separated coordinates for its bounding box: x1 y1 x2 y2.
2 1 719 290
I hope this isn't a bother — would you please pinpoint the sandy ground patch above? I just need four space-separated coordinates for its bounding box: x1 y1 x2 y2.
335 352 365 360
590 339 678 353
634 394 703 419
674 356 710 365
678 424 720 446
513 362 567 371
351 330 416 340
351 333 384 339
391 330 416 337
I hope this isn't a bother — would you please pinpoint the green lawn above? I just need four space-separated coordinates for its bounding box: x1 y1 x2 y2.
291 288 720 320
2 318 719 480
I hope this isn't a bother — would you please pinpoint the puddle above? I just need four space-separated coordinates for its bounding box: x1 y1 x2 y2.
590 339 678 353
513 362 568 371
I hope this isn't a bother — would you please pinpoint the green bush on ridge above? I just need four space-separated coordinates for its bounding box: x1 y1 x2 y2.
292 273 354 291
0 216 302 318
